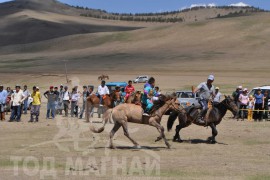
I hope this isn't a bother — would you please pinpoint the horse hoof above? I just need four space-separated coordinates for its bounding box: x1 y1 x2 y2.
109 145 116 149
166 144 171 149
177 139 183 143
211 140 216 144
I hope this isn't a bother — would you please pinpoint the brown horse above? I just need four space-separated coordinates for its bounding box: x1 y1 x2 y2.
125 91 142 105
90 95 180 149
85 91 121 122
167 96 238 144
98 74 109 81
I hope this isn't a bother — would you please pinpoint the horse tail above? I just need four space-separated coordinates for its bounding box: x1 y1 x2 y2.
90 108 113 133
167 110 179 131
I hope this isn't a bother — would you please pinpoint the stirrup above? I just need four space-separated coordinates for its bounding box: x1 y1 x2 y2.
143 113 149 116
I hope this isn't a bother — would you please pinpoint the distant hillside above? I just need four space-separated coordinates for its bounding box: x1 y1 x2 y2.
0 0 142 46
79 6 266 23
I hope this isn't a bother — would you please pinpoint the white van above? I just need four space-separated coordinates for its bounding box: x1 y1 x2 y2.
133 76 148 83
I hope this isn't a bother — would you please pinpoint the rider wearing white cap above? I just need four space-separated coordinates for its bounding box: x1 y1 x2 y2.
193 75 215 124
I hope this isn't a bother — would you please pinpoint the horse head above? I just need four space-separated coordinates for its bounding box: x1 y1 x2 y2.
112 91 121 102
223 95 238 115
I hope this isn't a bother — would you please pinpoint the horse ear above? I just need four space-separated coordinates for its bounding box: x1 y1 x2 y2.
224 95 227 98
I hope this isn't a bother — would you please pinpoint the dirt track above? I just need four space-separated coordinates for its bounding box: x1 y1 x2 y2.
0 74 269 180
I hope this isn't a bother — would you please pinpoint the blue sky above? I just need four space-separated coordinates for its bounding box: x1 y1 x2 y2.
0 0 269 13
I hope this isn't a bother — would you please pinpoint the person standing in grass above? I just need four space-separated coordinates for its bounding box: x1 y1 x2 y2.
63 86 70 117
29 86 41 122
0 85 8 121
263 90 269 121
44 86 57 119
79 85 90 119
254 88 264 122
238 88 249 121
9 85 26 122
22 85 30 114
70 87 80 117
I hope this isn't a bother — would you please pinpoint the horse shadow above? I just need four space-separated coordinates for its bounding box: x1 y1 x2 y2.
88 146 167 151
170 139 228 145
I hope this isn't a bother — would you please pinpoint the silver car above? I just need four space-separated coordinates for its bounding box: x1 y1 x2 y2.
176 91 200 107
133 76 148 83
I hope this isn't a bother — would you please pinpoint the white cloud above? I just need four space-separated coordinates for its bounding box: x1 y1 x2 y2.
208 3 216 7
229 2 250 7
190 4 207 8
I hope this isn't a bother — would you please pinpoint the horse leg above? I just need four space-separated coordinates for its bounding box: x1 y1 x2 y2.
85 101 89 122
208 123 218 144
122 122 140 148
109 122 121 149
151 121 170 149
173 125 182 142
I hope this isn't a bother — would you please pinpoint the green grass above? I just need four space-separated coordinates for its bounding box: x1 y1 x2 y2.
243 140 270 146
247 174 270 180
187 21 207 27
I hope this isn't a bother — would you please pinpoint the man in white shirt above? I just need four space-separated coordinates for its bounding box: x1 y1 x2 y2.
62 86 70 117
98 81 109 106
193 75 215 124
213 87 222 105
9 85 26 122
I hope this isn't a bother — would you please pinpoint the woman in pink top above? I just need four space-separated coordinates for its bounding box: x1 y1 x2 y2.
238 88 249 120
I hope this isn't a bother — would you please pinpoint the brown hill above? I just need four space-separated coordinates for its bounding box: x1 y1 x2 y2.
0 0 143 46
0 0 270 77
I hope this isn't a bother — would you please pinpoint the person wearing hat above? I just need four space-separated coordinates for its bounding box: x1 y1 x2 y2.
29 86 41 122
44 86 57 119
22 85 31 115
79 85 90 119
9 85 26 122
213 87 222 106
0 85 8 121
98 80 109 106
254 88 264 121
193 75 215 124
238 88 249 120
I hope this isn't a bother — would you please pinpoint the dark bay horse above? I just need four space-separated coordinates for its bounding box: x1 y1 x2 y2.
91 95 180 149
167 96 238 144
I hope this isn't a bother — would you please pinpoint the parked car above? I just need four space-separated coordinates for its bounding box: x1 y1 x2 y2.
133 76 148 83
248 85 270 106
176 91 200 107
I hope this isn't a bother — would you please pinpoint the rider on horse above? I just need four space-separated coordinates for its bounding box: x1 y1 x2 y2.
142 77 158 116
193 75 215 124
98 80 109 106
124 80 135 102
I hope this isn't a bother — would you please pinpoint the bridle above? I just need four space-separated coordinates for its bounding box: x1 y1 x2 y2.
221 98 236 113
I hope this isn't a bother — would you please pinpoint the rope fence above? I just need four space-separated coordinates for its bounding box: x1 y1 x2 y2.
238 109 269 121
